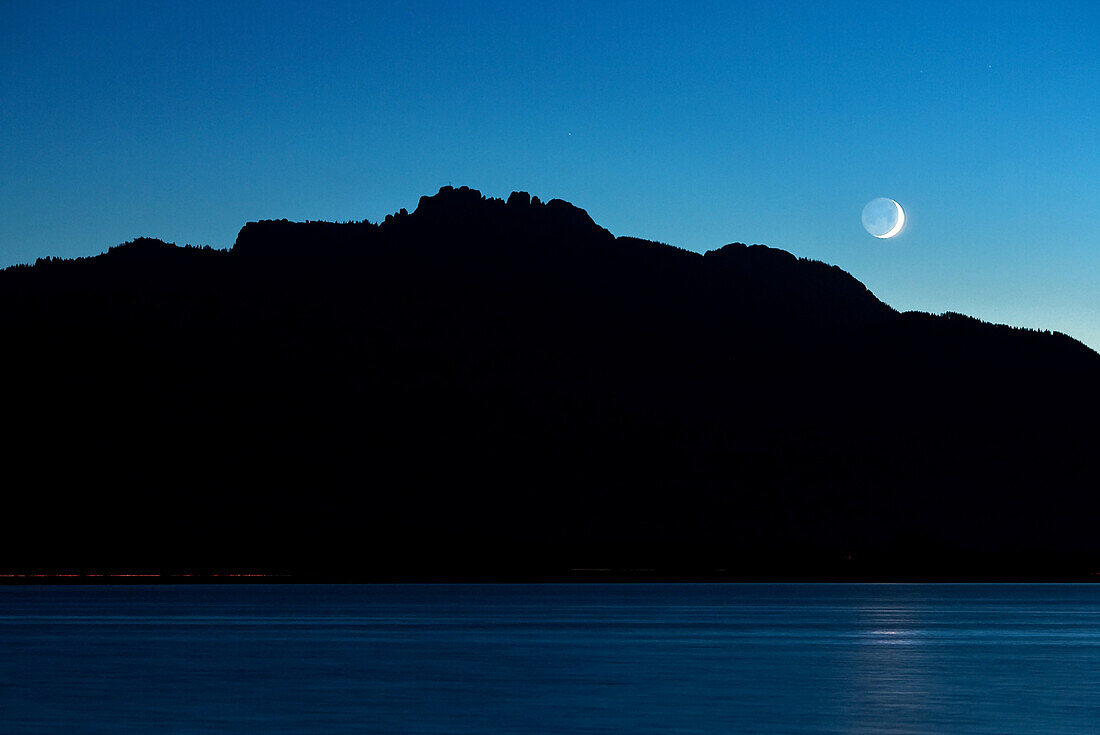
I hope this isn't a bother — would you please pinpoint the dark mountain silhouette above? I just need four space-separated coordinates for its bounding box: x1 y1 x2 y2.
2 186 1098 580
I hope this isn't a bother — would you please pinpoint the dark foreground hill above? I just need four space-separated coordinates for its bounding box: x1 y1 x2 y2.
2 186 1098 580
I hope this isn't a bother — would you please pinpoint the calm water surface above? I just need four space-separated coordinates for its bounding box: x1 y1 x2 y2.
1 584 1098 733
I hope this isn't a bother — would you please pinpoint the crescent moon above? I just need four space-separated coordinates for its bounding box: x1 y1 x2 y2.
876 200 905 239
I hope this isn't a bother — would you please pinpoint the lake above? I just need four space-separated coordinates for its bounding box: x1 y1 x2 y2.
1 584 1097 733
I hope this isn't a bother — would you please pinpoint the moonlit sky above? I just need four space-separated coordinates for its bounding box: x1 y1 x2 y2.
2 1 1097 349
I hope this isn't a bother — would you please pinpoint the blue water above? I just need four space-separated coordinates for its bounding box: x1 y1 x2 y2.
1 584 1098 733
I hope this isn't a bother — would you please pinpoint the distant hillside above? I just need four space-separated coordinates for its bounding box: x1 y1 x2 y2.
1 186 1097 580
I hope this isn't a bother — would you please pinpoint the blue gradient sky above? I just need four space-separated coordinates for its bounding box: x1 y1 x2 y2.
3 1 1097 349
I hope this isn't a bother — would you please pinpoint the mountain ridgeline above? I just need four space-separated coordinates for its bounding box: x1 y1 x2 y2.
2 186 1098 579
